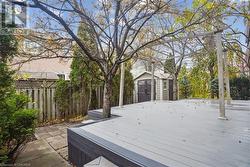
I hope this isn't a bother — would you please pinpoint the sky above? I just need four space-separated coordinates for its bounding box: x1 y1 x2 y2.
2 0 247 32
3 0 248 51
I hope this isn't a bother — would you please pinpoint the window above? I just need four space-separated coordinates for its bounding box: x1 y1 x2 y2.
23 39 41 53
57 74 65 80
143 60 152 72
163 80 167 90
146 61 152 72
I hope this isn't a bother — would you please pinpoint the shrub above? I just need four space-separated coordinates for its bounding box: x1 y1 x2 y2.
0 17 36 163
210 78 219 98
0 92 37 164
0 63 37 163
54 79 71 119
179 76 192 99
209 77 250 100
230 77 250 100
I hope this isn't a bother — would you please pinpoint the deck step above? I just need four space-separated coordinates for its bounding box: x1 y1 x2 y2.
84 156 118 167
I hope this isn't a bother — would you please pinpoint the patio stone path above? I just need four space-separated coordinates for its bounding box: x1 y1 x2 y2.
35 122 81 161
16 111 101 167
16 122 82 167
16 139 70 167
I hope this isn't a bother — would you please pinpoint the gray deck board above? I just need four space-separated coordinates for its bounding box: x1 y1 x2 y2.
72 100 250 167
84 124 246 166
84 122 249 167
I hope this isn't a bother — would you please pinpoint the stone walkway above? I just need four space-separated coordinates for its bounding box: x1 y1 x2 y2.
17 122 82 167
16 139 70 167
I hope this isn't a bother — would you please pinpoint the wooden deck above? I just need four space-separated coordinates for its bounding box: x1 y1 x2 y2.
68 100 250 167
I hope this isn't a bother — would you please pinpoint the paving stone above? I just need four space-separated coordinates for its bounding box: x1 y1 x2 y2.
49 139 67 150
57 126 66 130
36 127 46 134
57 147 68 160
60 128 68 134
37 133 52 139
17 123 84 167
16 139 71 167
48 130 62 136
55 124 67 130
64 155 68 161
42 126 51 131
17 140 54 162
46 135 63 143
19 151 71 167
18 122 82 166
46 126 59 132
61 133 67 139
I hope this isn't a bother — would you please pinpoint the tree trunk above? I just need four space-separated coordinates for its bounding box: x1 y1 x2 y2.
87 81 92 111
119 62 125 107
103 79 112 118
80 81 87 117
174 75 178 100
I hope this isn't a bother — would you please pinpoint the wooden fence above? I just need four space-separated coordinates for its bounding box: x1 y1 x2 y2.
16 79 133 124
16 86 58 123
16 80 103 124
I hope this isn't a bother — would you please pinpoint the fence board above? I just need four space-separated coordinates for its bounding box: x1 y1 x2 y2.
25 89 29 109
34 88 38 109
28 89 33 109
47 88 51 121
43 88 46 121
39 88 44 122
51 88 56 120
76 94 79 116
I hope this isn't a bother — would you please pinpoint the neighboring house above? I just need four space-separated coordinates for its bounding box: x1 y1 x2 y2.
11 58 84 123
131 59 176 103
14 58 72 81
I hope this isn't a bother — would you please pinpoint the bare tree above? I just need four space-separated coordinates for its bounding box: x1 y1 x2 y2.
10 0 210 117
221 0 250 76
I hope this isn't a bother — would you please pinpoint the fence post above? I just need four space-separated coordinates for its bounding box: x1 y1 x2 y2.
28 89 32 109
43 87 47 121
34 88 38 109
47 88 51 121
215 32 227 120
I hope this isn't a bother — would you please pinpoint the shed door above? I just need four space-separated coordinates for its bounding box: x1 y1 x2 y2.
169 80 174 100
138 79 155 102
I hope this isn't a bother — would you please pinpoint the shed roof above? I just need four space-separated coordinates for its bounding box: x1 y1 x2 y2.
133 71 172 80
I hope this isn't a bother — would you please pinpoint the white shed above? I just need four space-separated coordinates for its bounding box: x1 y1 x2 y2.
133 71 175 103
